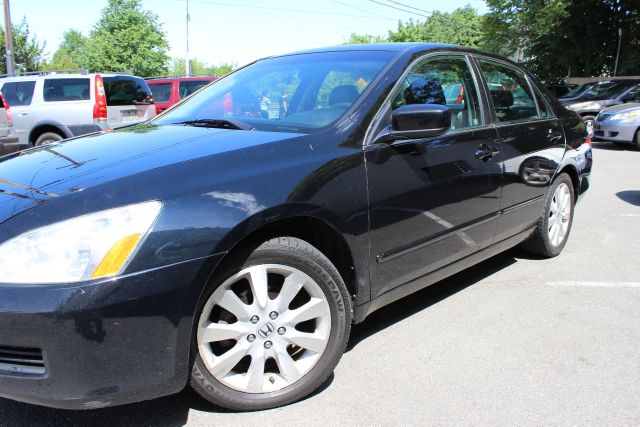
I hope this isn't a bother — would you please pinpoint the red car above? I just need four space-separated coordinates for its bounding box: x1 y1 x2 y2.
146 76 218 114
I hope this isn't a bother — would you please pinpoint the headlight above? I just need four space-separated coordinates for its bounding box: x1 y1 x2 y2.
0 201 163 284
610 112 639 121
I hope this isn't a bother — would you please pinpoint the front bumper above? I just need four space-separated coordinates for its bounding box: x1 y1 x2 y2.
593 120 637 142
0 255 221 409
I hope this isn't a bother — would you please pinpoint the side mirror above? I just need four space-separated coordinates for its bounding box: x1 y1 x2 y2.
376 104 451 144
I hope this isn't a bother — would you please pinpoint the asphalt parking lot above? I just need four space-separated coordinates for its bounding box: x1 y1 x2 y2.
1 141 639 426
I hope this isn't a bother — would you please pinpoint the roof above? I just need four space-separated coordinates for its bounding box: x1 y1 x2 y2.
277 42 460 57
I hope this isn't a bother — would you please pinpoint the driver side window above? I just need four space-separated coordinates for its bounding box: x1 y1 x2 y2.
391 56 483 130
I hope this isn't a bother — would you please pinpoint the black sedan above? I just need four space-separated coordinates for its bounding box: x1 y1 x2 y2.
0 43 592 411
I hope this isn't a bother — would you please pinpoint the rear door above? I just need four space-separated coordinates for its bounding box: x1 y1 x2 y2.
102 75 156 128
34 77 92 130
474 57 566 242
0 80 36 144
366 55 502 299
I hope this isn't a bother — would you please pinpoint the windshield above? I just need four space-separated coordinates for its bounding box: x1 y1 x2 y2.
579 81 639 100
563 83 592 98
154 51 396 132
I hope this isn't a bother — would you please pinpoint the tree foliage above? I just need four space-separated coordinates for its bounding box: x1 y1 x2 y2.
482 0 640 80
48 30 88 70
82 0 169 76
344 6 483 48
168 58 237 77
0 18 46 73
389 6 483 47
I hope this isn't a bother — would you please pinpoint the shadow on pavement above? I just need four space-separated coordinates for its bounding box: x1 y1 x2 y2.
347 250 518 351
0 250 521 425
617 190 640 206
591 141 636 151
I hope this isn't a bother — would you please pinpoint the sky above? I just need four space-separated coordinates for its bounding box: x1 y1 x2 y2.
8 0 488 68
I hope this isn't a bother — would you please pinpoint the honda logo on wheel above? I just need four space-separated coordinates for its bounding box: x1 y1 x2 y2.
257 321 276 339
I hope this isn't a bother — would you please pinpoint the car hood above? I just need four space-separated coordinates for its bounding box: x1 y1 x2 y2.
563 99 614 110
0 124 303 224
600 102 640 114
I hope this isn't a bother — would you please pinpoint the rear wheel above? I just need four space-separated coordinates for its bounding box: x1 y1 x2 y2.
522 173 575 257
190 237 352 411
34 131 63 146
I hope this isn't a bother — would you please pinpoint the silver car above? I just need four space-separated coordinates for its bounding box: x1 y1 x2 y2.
594 103 640 149
0 72 156 146
0 92 24 155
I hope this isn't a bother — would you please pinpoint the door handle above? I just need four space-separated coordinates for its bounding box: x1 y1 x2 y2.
475 143 499 161
547 129 563 144
19 112 29 116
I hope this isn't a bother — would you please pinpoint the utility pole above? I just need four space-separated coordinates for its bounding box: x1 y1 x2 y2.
185 0 191 76
3 0 14 76
613 27 622 76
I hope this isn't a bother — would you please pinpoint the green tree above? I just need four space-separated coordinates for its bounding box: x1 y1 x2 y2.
168 57 237 77
47 30 88 70
388 6 483 47
0 18 46 73
343 33 387 44
482 0 640 80
84 0 169 76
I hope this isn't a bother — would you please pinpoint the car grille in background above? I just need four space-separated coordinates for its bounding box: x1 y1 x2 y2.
0 345 46 375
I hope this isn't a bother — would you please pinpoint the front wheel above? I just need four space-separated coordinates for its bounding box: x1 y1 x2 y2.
634 129 640 150
190 237 352 411
582 116 596 138
522 173 575 257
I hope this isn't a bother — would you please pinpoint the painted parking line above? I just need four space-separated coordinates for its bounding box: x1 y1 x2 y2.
546 281 640 288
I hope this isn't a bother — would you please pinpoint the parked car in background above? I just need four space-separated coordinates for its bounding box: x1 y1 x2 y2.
560 80 640 137
594 102 640 149
146 76 217 114
0 92 24 155
546 83 577 98
0 43 592 411
0 71 156 146
557 83 596 103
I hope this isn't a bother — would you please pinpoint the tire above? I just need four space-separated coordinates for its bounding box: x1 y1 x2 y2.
634 130 640 151
522 173 575 257
582 115 596 138
190 237 352 411
34 131 63 146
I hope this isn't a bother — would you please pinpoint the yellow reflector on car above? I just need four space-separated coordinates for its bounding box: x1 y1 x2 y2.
91 234 142 278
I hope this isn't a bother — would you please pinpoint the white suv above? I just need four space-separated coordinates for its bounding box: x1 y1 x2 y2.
0 71 156 146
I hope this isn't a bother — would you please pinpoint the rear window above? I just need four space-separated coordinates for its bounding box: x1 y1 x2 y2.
1 81 36 106
43 78 90 102
102 76 154 106
148 82 172 102
178 80 212 99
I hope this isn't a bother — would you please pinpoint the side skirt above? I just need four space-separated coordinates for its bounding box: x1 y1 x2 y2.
354 227 534 323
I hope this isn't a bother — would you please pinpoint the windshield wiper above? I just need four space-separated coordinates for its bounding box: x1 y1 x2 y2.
178 118 255 131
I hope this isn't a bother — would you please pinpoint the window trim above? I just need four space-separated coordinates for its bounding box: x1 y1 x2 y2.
471 54 557 126
364 52 489 147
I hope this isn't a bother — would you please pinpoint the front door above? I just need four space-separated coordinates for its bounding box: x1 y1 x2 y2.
365 55 502 299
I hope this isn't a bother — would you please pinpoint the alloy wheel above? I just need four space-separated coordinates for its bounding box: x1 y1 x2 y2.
197 264 331 394
548 182 572 247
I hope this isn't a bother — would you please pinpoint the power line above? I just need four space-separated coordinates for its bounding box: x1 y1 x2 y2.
329 0 390 20
183 0 396 21
366 0 431 18
382 0 433 15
